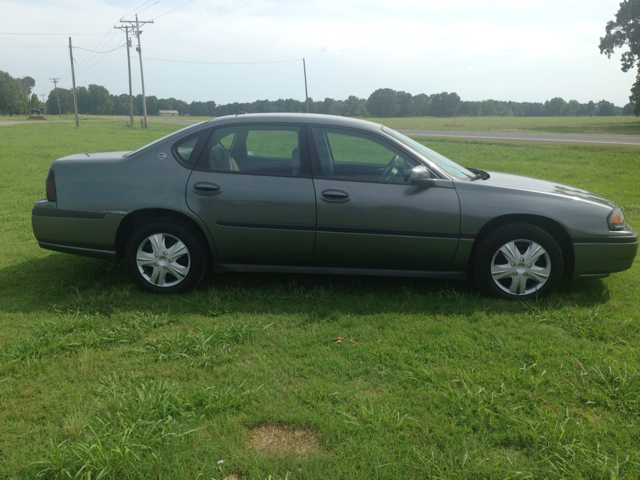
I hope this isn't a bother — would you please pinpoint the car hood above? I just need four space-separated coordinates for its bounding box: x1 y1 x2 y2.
482 171 617 209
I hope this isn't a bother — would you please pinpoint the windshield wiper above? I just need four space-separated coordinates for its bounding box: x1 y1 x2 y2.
467 168 490 181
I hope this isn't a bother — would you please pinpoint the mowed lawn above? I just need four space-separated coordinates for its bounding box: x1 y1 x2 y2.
0 120 639 479
364 115 640 135
6 112 640 136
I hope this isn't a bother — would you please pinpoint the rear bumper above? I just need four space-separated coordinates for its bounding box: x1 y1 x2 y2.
572 231 638 279
32 201 123 261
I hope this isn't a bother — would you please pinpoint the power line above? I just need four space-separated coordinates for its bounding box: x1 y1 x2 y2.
145 57 302 65
153 0 195 21
122 0 153 18
74 29 120 70
147 0 258 44
75 44 126 54
121 0 161 20
74 43 125 79
0 32 106 36
0 45 67 48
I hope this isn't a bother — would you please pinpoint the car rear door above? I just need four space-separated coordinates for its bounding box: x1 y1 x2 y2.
186 124 316 266
309 125 461 271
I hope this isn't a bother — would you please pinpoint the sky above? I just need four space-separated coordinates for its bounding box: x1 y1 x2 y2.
0 0 634 107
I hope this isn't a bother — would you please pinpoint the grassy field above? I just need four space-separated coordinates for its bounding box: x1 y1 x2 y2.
5 112 640 136
0 122 639 479
364 115 640 135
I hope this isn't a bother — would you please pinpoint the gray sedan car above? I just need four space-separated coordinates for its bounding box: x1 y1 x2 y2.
31 114 637 299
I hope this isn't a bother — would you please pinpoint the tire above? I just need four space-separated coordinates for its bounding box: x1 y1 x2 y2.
125 219 208 293
473 223 563 300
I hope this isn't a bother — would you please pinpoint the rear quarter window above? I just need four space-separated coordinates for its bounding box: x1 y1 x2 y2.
171 130 211 168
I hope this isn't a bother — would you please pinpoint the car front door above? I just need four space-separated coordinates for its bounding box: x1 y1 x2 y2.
186 124 316 266
309 126 461 271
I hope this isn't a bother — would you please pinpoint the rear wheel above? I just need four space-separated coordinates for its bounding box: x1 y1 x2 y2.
125 219 207 293
474 223 563 300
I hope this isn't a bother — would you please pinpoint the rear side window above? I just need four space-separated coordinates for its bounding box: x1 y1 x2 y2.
171 130 211 168
245 130 299 158
195 125 308 177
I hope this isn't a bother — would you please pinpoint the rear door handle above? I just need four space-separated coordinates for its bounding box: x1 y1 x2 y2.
321 189 349 202
193 182 221 195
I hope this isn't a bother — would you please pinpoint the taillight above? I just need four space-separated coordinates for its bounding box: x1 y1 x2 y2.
46 169 57 202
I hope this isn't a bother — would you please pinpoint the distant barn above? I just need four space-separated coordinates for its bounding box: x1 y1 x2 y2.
158 110 179 116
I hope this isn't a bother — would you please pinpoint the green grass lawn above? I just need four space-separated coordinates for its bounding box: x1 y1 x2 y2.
6 113 640 136
363 115 640 135
0 122 639 479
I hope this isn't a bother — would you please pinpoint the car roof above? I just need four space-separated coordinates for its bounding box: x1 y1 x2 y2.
205 113 385 134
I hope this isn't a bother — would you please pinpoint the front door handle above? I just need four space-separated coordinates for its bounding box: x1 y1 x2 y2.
193 182 221 195
321 189 350 202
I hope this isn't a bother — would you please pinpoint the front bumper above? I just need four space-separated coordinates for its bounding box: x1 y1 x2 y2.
572 230 638 279
32 200 124 262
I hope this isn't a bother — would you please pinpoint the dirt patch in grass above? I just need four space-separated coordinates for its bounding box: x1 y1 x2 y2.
247 424 320 457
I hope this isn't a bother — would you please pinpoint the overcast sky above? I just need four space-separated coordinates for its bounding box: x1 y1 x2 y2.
0 0 634 107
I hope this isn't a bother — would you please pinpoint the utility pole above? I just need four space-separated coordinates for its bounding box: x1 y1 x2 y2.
303 58 309 113
50 78 62 117
118 15 153 128
68 37 79 127
114 24 134 127
40 94 47 115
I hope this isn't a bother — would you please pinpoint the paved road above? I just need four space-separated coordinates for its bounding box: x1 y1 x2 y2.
398 129 640 146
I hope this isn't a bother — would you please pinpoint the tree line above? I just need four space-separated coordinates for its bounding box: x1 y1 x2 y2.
0 69 632 118
41 85 632 118
0 70 40 115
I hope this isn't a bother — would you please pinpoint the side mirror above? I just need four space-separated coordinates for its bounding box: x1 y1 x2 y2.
409 165 437 186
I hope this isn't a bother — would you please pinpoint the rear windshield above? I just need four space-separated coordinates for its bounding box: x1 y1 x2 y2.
124 122 207 157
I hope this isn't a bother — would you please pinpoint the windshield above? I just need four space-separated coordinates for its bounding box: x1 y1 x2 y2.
382 126 474 179
124 121 207 157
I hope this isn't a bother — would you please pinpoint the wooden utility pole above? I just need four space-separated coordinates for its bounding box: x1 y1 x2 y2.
68 37 79 127
39 94 47 115
114 24 135 127
50 78 62 117
303 58 309 113
118 15 154 128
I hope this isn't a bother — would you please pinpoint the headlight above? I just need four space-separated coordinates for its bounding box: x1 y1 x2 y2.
608 207 626 231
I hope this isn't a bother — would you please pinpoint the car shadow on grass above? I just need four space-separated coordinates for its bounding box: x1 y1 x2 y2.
0 253 613 318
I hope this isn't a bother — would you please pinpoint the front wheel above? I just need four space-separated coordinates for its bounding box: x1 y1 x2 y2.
125 219 208 293
473 223 563 300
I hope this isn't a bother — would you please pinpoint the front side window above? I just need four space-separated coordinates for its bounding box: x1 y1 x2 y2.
312 127 420 183
195 125 304 176
382 126 474 180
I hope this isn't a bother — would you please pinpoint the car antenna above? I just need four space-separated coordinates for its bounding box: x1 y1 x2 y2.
233 106 247 116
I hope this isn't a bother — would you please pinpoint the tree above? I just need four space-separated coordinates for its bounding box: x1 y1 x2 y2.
596 100 616 116
599 0 640 114
29 93 42 112
428 92 460 116
46 87 74 115
396 91 415 116
87 84 113 115
544 97 567 116
0 70 24 115
16 76 35 98
343 95 367 117
366 88 400 117
565 100 581 116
